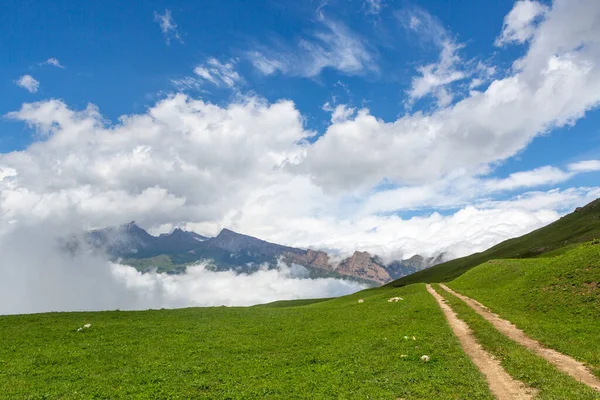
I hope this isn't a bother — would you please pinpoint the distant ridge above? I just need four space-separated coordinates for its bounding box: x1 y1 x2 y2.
85 224 443 283
387 198 600 287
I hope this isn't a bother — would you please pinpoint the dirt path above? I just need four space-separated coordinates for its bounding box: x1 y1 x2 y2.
440 283 600 393
426 284 536 400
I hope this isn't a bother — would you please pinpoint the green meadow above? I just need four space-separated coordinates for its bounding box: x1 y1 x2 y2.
0 285 492 399
2 202 599 399
447 242 600 379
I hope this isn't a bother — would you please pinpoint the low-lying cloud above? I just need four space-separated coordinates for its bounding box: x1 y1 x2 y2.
112 263 365 310
0 224 365 315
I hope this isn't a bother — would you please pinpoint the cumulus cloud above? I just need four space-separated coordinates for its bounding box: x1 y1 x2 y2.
41 58 65 68
322 102 356 123
294 0 600 190
154 9 183 44
495 0 549 47
3 95 307 229
15 75 40 93
248 15 377 77
2 94 599 263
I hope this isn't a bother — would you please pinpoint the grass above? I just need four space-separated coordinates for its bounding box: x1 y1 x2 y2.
388 198 600 286
257 297 334 308
434 284 599 399
446 242 600 379
4 201 600 398
0 285 493 399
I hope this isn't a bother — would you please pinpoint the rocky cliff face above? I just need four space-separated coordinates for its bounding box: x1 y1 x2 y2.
335 251 391 284
283 249 331 270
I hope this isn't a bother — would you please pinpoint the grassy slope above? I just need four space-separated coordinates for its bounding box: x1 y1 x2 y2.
434 284 598 399
0 285 493 399
447 242 600 379
387 198 600 286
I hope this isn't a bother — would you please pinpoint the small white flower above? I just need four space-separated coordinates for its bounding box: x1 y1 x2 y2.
412 336 416 340
400 354 408 358
404 336 409 340
358 299 364 304
420 355 430 362
83 324 91 329
77 327 83 332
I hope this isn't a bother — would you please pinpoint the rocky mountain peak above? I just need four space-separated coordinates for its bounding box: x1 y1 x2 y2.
337 250 390 283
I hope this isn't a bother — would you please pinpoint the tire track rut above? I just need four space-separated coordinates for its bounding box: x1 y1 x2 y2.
440 283 600 394
426 284 536 400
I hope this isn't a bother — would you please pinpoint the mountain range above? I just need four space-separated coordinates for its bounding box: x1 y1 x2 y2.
86 222 445 284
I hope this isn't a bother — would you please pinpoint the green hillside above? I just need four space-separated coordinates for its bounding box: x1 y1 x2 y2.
3 242 599 398
0 285 493 399
387 198 600 287
4 201 600 399
447 242 600 379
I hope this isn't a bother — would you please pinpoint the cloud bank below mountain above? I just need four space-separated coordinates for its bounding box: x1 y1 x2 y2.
0 225 365 315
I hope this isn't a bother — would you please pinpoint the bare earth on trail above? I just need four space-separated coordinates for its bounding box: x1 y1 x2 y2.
440 284 600 394
426 284 536 400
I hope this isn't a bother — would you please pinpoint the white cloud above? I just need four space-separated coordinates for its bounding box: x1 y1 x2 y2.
409 15 421 30
568 159 600 172
408 40 466 106
495 1 549 47
15 75 40 93
194 58 241 88
3 95 308 229
248 15 377 77
227 185 599 262
4 92 597 265
154 9 183 44
364 0 385 15
170 76 202 91
0 223 365 315
322 102 356 123
484 166 573 191
295 0 600 191
477 187 600 213
398 8 470 107
358 164 595 218
400 8 497 107
246 51 284 75
111 262 365 309
41 58 65 68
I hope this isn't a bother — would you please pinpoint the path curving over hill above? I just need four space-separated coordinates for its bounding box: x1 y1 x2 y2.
440 284 600 394
426 284 536 400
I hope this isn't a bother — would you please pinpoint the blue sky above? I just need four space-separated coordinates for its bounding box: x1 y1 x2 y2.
0 1 530 135
1 0 600 260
